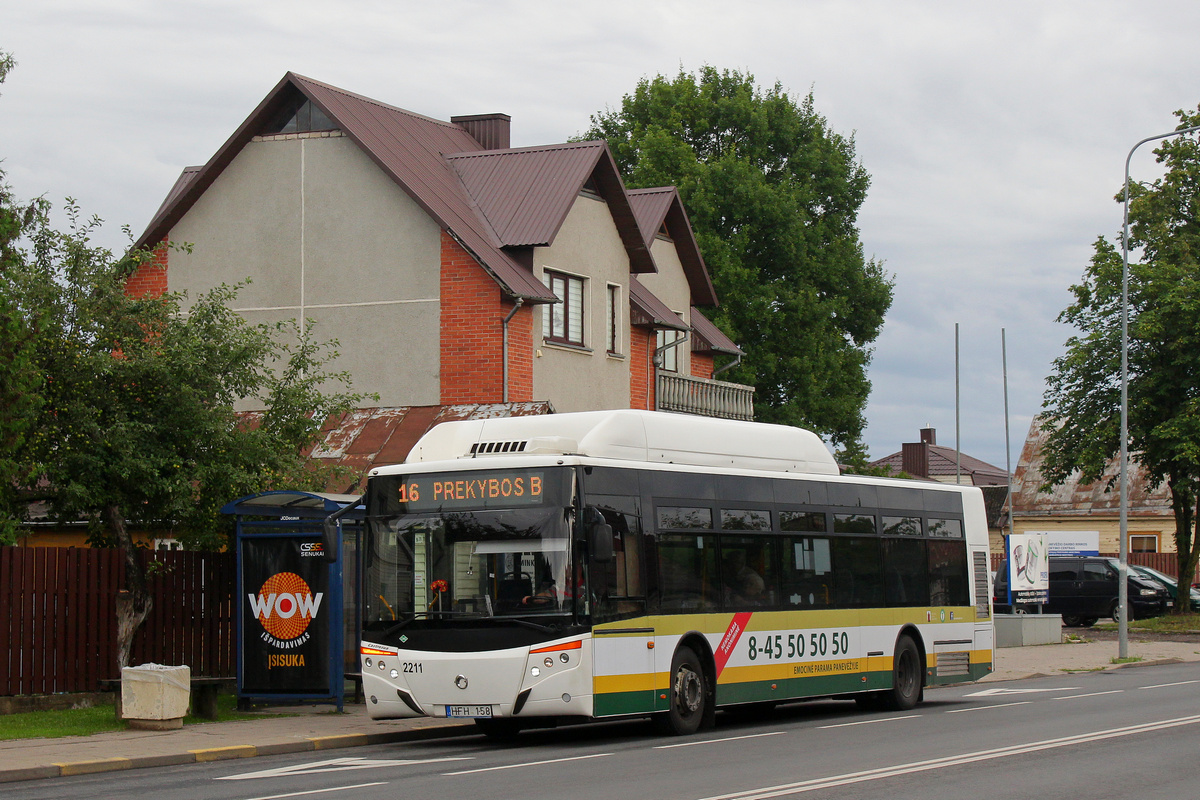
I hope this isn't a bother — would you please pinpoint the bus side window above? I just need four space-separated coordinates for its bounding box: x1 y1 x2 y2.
658 533 719 612
830 537 883 607
783 536 833 609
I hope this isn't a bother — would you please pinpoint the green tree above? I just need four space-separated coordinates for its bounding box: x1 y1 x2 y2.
4 200 365 665
585 66 893 450
1042 108 1200 608
0 50 46 543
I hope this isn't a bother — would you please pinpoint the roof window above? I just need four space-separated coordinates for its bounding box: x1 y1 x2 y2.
264 97 336 135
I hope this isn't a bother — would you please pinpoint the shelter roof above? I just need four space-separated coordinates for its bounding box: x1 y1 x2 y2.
689 307 742 355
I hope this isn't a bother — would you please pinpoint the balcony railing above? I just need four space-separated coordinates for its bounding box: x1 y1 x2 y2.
656 371 755 421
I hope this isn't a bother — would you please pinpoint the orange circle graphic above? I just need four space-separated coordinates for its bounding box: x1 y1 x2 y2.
255 572 318 640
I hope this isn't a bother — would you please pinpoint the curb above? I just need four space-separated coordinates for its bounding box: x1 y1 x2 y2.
0 722 477 784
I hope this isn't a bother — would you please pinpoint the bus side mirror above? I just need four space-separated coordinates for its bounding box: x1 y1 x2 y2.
321 518 340 564
321 494 363 564
590 522 614 564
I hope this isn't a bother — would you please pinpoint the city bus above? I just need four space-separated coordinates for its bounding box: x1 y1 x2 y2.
354 410 993 736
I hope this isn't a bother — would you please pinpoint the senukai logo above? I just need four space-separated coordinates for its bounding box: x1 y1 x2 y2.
249 571 323 643
299 542 324 557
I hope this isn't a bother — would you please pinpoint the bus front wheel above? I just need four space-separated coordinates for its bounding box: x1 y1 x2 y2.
883 635 922 711
660 646 707 735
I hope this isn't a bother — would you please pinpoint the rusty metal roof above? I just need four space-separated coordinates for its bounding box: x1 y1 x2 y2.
136 73 555 303
689 307 742 355
306 402 553 492
1010 419 1172 517
627 187 717 307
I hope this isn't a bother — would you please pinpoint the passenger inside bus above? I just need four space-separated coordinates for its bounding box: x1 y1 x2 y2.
724 550 766 606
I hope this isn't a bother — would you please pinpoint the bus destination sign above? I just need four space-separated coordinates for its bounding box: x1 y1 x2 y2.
396 470 546 512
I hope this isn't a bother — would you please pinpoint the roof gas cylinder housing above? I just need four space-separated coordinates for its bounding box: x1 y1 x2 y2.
404 410 839 475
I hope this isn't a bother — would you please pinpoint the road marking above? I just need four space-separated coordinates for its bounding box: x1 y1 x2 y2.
443 752 612 776
656 732 787 748
964 687 1079 697
945 701 1031 713
695 713 1200 800
1053 691 1124 700
218 757 470 780
1141 679 1200 690
242 783 387 800
819 715 919 729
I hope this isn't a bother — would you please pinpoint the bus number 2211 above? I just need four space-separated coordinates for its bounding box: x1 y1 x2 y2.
747 631 849 661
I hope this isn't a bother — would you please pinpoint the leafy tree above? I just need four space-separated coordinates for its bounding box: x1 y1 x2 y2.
1042 108 1200 608
585 67 893 449
0 50 46 543
3 199 365 665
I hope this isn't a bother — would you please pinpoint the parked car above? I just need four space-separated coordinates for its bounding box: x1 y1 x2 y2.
993 556 1170 626
1129 564 1200 612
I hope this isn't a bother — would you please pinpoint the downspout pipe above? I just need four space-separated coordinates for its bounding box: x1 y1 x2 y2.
653 332 690 368
501 298 525 403
712 351 742 378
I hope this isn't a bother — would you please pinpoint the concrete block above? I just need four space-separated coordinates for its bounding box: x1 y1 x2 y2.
121 664 190 725
994 613 1063 647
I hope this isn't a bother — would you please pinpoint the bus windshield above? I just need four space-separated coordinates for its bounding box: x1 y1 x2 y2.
363 468 581 631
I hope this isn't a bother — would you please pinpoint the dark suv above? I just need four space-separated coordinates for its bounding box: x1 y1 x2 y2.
993 556 1169 626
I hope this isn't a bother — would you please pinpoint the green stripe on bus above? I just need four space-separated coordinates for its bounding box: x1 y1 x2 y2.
595 690 658 717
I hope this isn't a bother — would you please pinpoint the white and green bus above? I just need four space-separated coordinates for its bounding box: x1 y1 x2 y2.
356 410 993 736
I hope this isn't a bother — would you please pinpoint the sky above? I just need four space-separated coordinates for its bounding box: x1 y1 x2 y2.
3 0 1199 471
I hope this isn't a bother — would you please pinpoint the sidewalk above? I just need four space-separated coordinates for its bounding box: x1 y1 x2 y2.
4 637 1199 784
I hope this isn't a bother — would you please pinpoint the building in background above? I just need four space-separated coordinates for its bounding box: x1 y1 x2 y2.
1009 418 1175 556
130 73 751 485
869 428 1010 550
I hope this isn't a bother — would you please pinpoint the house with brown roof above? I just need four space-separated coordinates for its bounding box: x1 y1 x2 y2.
1009 418 1176 556
868 428 1010 551
127 73 751 484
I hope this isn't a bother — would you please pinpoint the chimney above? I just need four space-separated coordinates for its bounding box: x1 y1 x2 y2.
920 427 936 445
452 113 511 150
902 442 931 478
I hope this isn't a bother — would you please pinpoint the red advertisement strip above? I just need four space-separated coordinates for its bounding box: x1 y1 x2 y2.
714 611 753 677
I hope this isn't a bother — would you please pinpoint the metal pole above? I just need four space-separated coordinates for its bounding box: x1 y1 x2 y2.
1118 123 1200 660
1003 328 1013 539
955 322 961 485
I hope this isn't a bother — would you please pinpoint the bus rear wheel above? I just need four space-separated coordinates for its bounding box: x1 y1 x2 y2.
659 646 707 735
883 635 922 711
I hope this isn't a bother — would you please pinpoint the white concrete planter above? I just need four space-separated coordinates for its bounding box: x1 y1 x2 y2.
121 664 190 730
994 613 1062 647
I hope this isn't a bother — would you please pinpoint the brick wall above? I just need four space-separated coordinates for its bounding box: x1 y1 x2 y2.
630 328 654 410
125 241 169 299
691 353 714 380
440 231 533 403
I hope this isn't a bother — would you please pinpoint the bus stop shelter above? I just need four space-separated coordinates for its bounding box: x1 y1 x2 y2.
222 491 364 710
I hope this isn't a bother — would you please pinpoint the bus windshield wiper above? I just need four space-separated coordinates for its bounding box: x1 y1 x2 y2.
477 616 559 634
380 610 485 638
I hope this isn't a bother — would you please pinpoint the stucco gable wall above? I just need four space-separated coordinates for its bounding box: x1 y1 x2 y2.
166 132 442 408
532 194 632 412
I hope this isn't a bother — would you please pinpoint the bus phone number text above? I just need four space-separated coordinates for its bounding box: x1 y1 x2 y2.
747 631 850 661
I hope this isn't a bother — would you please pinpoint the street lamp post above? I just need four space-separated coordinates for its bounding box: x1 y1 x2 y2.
1118 123 1200 659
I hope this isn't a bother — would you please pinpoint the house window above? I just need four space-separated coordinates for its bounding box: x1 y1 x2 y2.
1130 534 1159 553
542 270 585 346
606 284 621 354
656 329 683 372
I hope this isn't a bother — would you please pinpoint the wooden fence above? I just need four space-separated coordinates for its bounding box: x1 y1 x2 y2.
0 547 235 697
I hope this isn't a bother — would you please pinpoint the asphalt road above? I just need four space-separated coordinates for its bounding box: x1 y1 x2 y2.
9 661 1200 800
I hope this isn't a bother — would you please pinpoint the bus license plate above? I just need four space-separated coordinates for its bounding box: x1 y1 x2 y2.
447 705 493 718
